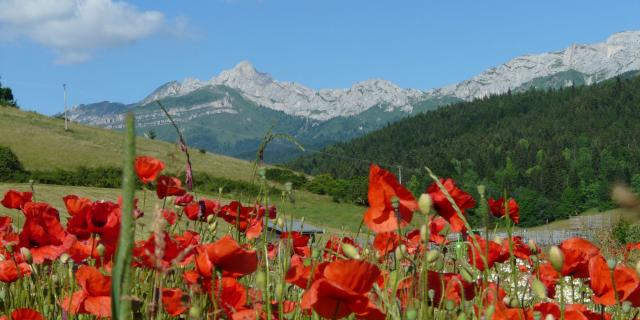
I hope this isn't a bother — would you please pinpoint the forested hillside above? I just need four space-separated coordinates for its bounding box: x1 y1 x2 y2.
289 73 640 227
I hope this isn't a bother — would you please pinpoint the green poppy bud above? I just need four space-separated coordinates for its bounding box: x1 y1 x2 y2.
341 243 361 260
96 243 106 257
405 308 417 320
189 306 202 319
391 196 400 210
418 193 432 215
420 224 429 242
426 250 440 263
532 278 547 299
19 247 32 264
256 271 267 289
548 246 563 273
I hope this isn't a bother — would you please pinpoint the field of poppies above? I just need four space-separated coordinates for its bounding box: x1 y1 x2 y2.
2 120 640 320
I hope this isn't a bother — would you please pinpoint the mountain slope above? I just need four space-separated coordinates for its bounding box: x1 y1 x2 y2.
289 73 640 227
67 30 640 162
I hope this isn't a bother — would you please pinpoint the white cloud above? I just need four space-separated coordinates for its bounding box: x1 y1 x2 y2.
0 0 173 63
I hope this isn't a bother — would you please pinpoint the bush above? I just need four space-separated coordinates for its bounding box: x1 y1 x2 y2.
184 171 280 198
266 167 308 188
30 167 133 189
0 145 26 181
612 218 640 245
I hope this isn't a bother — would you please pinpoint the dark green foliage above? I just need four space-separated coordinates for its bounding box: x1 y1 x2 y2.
187 171 280 198
266 167 308 188
0 146 26 181
304 174 367 204
289 75 640 227
613 219 640 245
30 167 132 189
0 82 17 108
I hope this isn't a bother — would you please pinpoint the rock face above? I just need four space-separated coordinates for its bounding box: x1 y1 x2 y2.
67 30 640 161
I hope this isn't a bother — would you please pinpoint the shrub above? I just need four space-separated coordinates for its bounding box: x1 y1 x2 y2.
612 218 640 245
265 167 308 188
0 145 26 181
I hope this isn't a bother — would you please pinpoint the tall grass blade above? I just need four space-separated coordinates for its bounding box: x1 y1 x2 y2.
111 113 136 319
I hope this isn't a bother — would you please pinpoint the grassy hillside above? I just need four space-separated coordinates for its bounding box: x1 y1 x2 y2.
0 106 255 181
0 107 366 232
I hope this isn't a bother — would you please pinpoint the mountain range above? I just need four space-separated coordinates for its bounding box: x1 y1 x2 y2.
67 30 640 162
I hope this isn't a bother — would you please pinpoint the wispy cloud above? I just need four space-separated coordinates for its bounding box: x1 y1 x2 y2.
0 0 189 63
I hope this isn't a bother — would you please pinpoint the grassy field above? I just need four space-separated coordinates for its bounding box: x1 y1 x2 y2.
0 107 255 181
0 182 365 235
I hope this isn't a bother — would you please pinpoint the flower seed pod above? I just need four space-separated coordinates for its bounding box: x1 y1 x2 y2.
531 278 547 299
96 243 106 258
391 196 400 210
19 247 32 264
426 250 440 263
548 246 564 273
418 193 432 215
188 306 202 319
341 243 361 260
607 258 617 270
405 308 417 320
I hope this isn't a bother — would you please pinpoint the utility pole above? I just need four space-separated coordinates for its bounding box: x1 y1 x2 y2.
63 84 68 131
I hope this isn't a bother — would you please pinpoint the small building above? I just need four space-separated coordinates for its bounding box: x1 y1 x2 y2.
266 220 324 241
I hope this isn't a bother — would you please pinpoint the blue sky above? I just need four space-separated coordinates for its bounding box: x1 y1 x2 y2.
1 0 639 115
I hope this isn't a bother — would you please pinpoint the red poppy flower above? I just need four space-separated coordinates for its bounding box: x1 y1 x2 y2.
18 202 73 264
397 271 475 309
467 234 509 271
503 236 538 262
135 156 165 184
62 195 92 217
194 235 258 278
280 232 311 257
162 210 177 225
301 259 384 319
0 309 44 320
488 197 520 224
363 164 418 233
68 238 110 264
1 190 32 210
536 262 559 298
428 215 450 245
427 178 476 233
373 232 401 258
0 260 31 283
559 238 600 278
588 254 640 305
221 201 264 239
174 193 194 206
60 265 111 318
285 254 328 290
162 288 188 316
184 199 221 221
531 302 610 320
0 215 13 234
134 231 199 270
156 176 186 199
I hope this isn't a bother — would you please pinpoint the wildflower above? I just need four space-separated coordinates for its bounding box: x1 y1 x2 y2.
426 178 476 232
0 308 44 320
135 156 165 184
363 164 418 233
488 197 520 224
60 265 112 318
162 288 188 316
18 202 73 264
373 232 401 258
156 176 186 199
193 235 258 278
467 234 509 271
558 238 600 278
1 190 32 210
588 254 640 305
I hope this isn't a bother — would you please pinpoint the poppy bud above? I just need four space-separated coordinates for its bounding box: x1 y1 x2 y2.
532 311 542 320
277 217 285 228
208 221 217 233
459 266 474 283
420 224 429 242
405 308 417 320
206 214 215 224
607 258 617 270
623 301 632 313
188 306 201 319
96 243 106 257
395 246 404 259
454 242 465 261
60 253 71 265
391 196 400 210
528 239 538 253
635 260 640 275
342 243 361 260
426 250 440 263
544 314 554 320
19 247 32 264
477 185 486 196
258 167 266 179
508 296 520 308
256 271 267 289
418 193 432 215
218 187 223 194
456 313 467 320
445 299 455 310
492 235 502 245
548 246 563 272
312 248 320 259
531 278 547 299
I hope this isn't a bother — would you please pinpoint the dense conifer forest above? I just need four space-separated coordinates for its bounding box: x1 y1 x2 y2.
289 74 640 227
